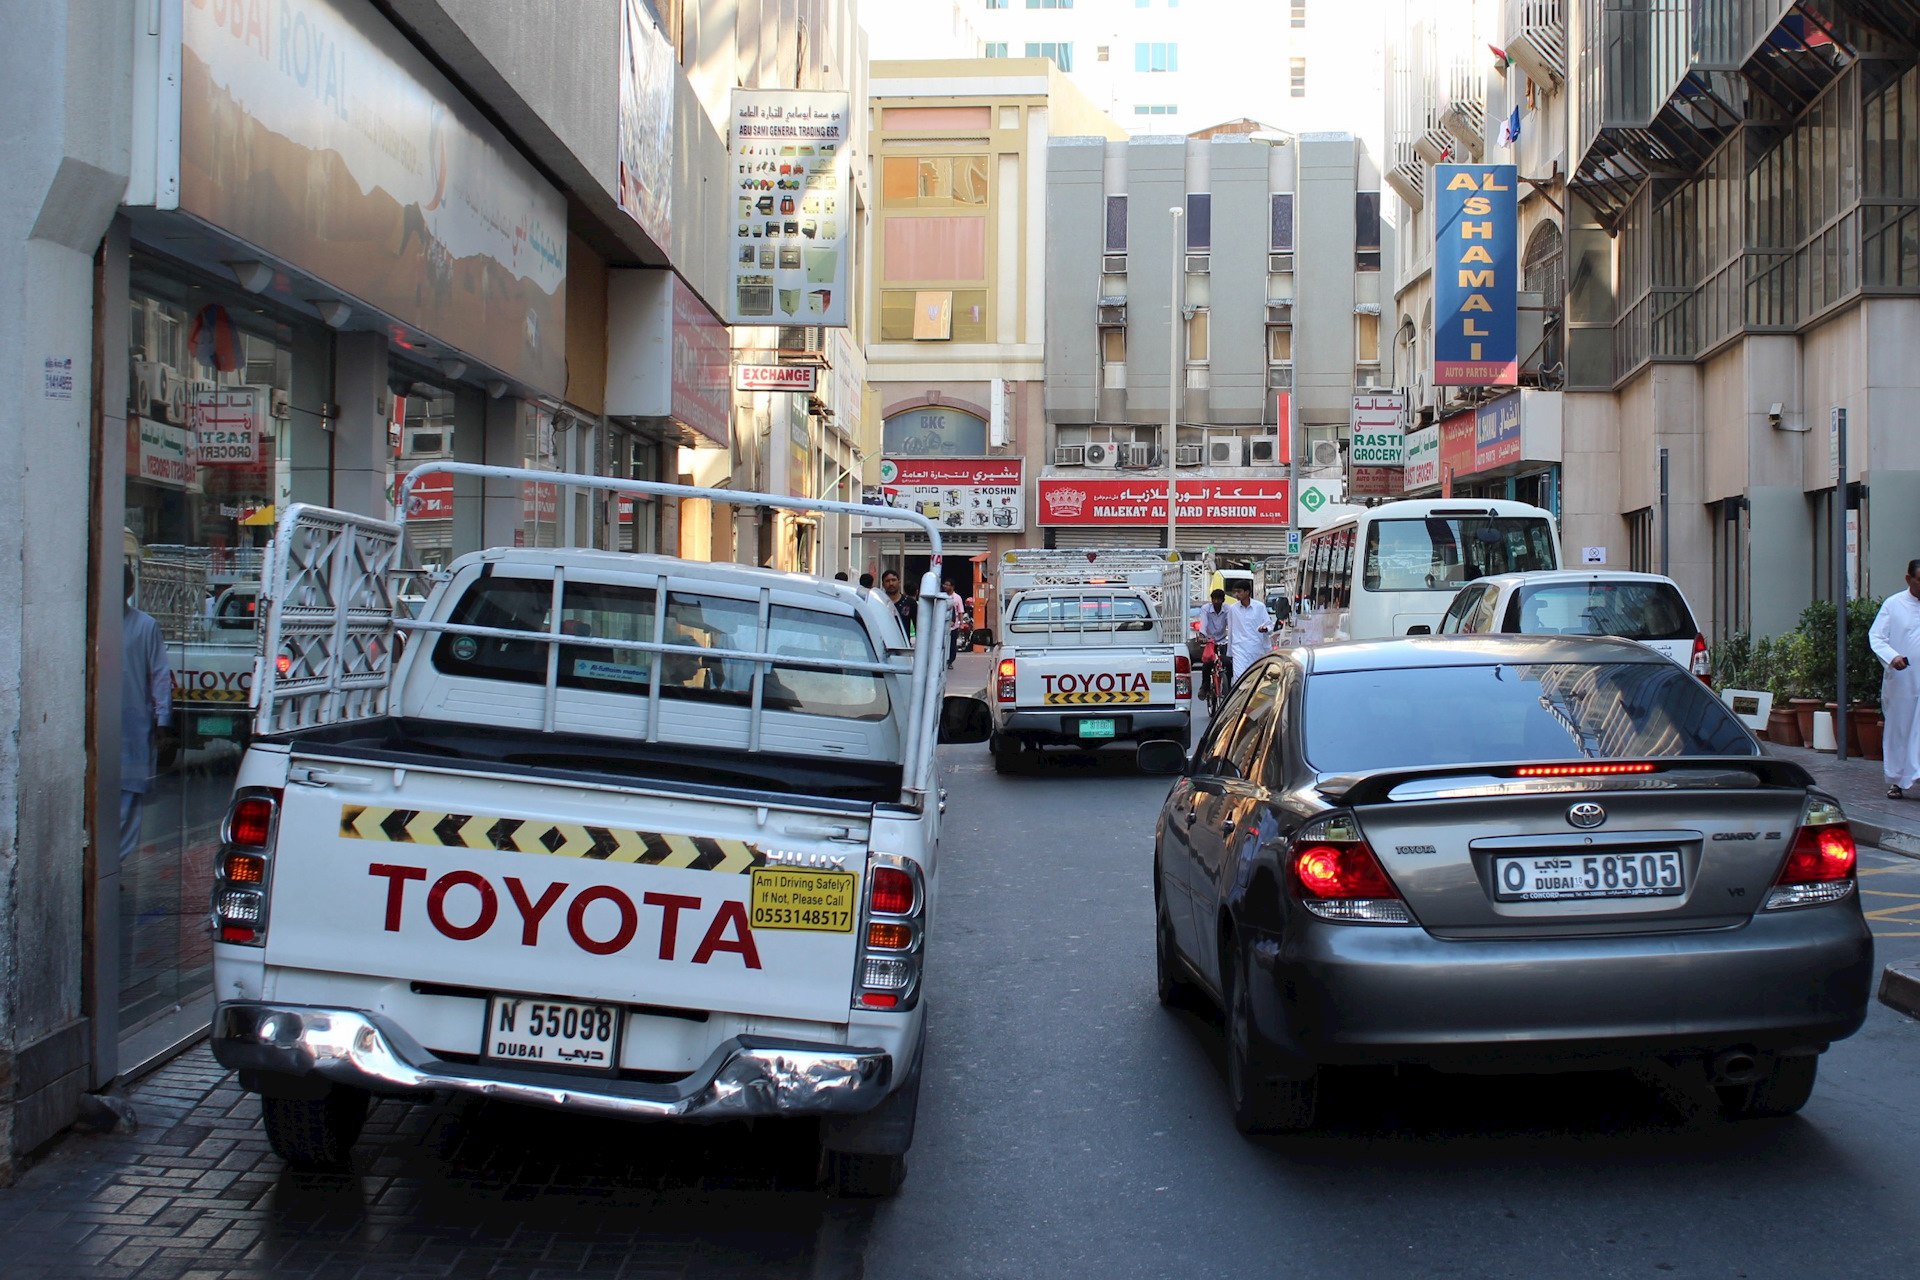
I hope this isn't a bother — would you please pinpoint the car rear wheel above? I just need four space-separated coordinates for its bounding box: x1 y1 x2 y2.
1225 941 1317 1134
1717 1054 1818 1120
260 1087 369 1168
823 1150 906 1197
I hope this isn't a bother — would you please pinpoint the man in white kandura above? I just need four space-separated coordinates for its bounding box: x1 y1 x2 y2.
1869 558 1920 800
1222 581 1274 690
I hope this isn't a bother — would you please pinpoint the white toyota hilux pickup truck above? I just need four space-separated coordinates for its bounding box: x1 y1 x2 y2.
208 466 988 1196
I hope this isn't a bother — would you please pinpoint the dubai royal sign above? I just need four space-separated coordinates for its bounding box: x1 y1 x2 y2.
1433 165 1518 386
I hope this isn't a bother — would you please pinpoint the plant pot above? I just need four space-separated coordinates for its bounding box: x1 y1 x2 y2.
1766 706 1804 747
1828 703 1860 756
1853 707 1884 761
1790 698 1824 745
1811 709 1838 752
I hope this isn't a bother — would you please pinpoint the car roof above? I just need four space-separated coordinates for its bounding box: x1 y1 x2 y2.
1297 633 1670 673
1467 570 1686 590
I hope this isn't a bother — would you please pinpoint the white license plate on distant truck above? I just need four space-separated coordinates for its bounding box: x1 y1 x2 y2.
484 996 621 1070
1493 851 1684 901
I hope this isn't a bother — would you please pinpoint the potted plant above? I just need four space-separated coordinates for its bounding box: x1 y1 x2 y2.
1784 608 1838 747
1848 596 1885 759
1765 631 1806 747
1713 632 1774 736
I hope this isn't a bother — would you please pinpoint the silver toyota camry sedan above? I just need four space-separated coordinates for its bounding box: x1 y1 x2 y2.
1141 634 1873 1134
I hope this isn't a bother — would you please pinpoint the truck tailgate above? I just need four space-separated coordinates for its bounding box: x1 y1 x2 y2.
1014 648 1179 708
265 757 868 1025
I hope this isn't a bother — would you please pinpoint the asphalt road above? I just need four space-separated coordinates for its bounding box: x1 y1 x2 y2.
858 732 1920 1279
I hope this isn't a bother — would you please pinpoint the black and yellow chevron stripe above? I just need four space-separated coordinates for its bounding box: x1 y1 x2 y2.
176 688 249 704
1043 691 1151 706
338 805 764 874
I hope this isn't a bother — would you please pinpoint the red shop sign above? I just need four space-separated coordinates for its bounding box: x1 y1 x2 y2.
1038 478 1290 525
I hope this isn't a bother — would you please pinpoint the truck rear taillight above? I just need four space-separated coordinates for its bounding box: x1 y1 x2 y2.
212 787 281 946
854 856 925 1010
1691 633 1711 683
996 657 1017 703
1765 799 1856 910
1174 654 1192 700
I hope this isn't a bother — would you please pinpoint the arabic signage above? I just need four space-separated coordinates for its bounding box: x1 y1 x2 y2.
1403 425 1440 490
403 470 454 519
883 408 988 458
1438 409 1476 485
1433 164 1518 386
873 458 1025 532
1474 393 1523 472
728 89 852 326
671 277 731 446
736 364 818 392
1038 478 1289 526
179 0 568 395
1351 466 1406 497
617 0 674 247
1349 392 1407 466
132 417 199 491
191 387 263 464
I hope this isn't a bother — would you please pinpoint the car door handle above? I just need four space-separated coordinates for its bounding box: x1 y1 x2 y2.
1220 820 1236 837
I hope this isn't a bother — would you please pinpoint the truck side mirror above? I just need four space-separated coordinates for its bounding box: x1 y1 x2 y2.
938 695 994 744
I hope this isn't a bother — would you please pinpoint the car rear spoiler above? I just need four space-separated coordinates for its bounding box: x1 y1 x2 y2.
1316 756 1817 807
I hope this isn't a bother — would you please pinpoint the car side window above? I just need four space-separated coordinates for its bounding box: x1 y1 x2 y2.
1193 674 1263 776
1464 587 1501 634
1223 668 1284 782
1439 587 1481 634
1500 591 1524 632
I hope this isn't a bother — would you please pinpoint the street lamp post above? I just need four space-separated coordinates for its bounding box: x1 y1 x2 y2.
1168 206 1184 555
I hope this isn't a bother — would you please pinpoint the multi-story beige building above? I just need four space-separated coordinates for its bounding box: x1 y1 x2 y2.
1386 0 1920 642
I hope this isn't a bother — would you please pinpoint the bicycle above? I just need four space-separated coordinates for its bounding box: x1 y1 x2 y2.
1204 651 1234 720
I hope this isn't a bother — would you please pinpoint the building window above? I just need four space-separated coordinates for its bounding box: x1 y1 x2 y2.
1268 327 1293 362
1098 45 1110 61
1026 41 1074 70
1105 195 1129 252
1026 0 1073 8
882 156 990 209
1290 58 1306 96
1291 0 1306 25
987 0 1008 8
1186 309 1210 363
1356 313 1380 363
880 289 991 342
1355 191 1381 271
1627 508 1654 573
1134 104 1179 116
1271 193 1295 250
1185 193 1211 250
1102 327 1127 363
984 42 1008 57
1136 42 1178 72
1523 220 1566 374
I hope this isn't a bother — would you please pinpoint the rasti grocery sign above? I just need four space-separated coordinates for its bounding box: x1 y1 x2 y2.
1433 165 1518 386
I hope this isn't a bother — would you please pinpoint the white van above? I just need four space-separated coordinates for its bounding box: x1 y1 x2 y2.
1292 499 1561 642
1437 569 1711 679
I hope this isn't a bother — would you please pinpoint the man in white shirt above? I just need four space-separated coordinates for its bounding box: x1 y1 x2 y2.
1223 582 1274 687
1869 559 1920 800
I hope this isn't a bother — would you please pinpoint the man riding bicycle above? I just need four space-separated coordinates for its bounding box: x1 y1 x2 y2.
1195 588 1230 704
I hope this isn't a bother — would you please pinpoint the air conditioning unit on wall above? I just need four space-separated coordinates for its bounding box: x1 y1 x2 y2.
1175 444 1204 466
1310 440 1342 468
1083 441 1120 468
1247 433 1282 465
1204 431 1243 466
1054 445 1087 466
1122 442 1156 468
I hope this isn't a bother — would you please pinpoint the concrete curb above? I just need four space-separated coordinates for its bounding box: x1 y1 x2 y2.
1852 819 1920 860
1879 961 1920 1020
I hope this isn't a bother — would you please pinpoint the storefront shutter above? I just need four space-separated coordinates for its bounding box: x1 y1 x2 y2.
1046 527 1166 550
1175 526 1294 557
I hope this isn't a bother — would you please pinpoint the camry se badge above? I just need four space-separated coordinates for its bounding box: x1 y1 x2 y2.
1567 802 1606 829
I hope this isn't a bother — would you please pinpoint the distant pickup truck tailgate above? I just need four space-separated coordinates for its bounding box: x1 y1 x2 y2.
1014 647 1180 709
267 756 868 1025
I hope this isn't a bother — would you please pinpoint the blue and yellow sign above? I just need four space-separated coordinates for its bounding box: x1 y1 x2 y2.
1433 164 1518 386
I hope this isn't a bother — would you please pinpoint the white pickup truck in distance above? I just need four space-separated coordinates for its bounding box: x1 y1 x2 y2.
208 469 990 1197
988 549 1191 772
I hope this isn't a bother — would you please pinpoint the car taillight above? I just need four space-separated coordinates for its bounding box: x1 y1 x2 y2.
1174 653 1192 700
996 657 1017 703
275 654 292 676
212 788 281 946
1288 813 1412 925
1691 633 1711 683
1766 798 1856 910
854 857 924 1010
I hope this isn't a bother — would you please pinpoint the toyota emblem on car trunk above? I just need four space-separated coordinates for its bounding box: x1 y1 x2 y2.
1567 802 1607 829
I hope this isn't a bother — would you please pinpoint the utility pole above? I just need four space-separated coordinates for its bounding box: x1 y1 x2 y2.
1658 448 1670 576
1834 407 1848 760
1167 206 1184 555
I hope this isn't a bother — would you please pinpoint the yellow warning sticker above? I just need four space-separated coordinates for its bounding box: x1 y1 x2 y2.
749 868 858 933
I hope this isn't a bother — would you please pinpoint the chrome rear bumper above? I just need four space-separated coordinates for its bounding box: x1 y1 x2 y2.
212 1002 892 1121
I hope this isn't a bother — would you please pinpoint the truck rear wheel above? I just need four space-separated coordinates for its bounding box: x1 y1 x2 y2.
260 1087 369 1168
823 1149 907 1197
990 732 1024 774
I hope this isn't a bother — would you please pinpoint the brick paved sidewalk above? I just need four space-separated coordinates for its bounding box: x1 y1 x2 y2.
0 1047 874 1280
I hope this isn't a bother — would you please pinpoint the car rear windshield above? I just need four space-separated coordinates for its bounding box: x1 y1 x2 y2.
1008 594 1154 632
1363 517 1557 592
1303 662 1755 773
431 578 890 721
1505 580 1696 641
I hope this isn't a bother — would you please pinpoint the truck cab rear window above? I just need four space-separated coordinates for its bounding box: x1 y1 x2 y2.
431 579 889 720
1008 595 1154 632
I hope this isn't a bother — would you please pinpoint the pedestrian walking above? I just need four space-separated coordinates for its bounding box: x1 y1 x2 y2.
943 579 967 668
881 570 915 637
1870 559 1920 799
120 565 174 864
1223 581 1273 685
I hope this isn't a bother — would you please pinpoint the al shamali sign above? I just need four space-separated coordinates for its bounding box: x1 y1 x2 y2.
1039 478 1290 525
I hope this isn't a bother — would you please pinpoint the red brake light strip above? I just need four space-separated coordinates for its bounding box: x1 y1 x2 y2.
1512 762 1658 778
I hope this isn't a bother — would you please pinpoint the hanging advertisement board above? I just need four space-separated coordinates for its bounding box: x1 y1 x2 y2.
727 89 852 326
1433 164 1518 385
191 387 263 464
1474 393 1524 472
1403 425 1440 490
1349 392 1407 466
617 0 675 247
874 459 1025 532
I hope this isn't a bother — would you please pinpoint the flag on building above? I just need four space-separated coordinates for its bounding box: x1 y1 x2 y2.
1498 105 1522 148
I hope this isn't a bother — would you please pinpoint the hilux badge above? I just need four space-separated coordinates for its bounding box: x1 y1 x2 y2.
1567 802 1607 829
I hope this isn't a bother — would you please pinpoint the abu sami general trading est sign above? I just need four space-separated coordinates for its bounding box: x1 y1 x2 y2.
1433 165 1518 386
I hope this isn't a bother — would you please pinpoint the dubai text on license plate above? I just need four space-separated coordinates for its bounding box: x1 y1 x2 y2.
483 996 621 1069
1493 851 1684 901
